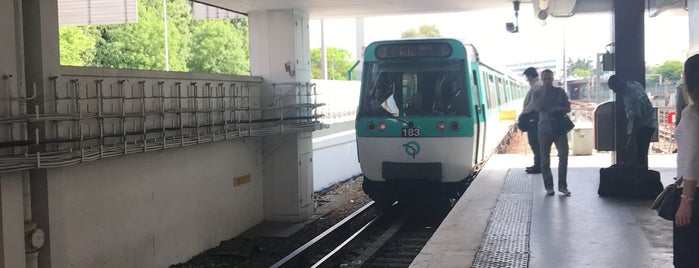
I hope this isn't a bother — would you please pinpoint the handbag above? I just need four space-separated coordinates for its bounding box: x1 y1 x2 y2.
552 112 575 135
651 177 683 221
517 111 538 132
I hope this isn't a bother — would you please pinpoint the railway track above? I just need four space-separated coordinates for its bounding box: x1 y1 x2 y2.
269 201 380 268
270 200 450 268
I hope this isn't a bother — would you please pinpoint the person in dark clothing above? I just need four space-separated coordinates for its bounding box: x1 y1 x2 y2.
522 67 543 174
607 75 658 170
532 69 571 196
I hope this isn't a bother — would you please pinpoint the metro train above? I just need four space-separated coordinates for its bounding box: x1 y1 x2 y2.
355 38 528 207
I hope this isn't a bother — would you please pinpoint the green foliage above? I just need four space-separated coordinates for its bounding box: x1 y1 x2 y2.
310 47 355 80
187 19 250 75
566 58 592 77
401 25 441 38
58 0 250 75
92 1 190 71
59 26 98 66
647 60 683 84
572 69 591 77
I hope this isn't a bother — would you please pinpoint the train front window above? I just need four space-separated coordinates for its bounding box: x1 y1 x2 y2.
358 60 470 117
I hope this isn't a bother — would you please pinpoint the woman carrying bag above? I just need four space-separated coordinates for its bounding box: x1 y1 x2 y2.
674 54 699 268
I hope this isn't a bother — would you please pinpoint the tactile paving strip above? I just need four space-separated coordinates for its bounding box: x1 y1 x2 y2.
472 173 532 267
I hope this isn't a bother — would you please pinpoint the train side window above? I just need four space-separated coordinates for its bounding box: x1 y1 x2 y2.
488 74 496 108
496 77 504 106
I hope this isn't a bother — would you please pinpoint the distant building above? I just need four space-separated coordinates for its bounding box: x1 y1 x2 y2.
506 59 558 77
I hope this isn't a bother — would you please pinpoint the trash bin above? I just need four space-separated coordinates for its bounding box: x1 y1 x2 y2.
571 122 593 155
594 101 615 151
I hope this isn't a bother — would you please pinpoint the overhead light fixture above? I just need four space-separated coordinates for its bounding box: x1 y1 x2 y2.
505 0 520 33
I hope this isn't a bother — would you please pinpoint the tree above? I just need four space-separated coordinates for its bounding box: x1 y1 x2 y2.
58 0 251 76
187 19 250 75
401 25 441 38
310 47 355 80
572 69 591 78
647 60 683 84
59 26 99 66
566 58 592 77
92 0 191 71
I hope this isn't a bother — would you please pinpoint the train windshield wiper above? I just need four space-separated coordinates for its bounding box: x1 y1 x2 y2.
389 113 412 127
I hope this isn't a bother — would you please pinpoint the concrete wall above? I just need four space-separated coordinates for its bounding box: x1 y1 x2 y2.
312 129 361 191
311 80 361 191
1 0 22 149
250 10 315 222
0 172 26 268
39 140 263 267
0 0 19 82
0 1 27 266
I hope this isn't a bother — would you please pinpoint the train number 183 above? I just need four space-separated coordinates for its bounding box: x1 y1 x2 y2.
401 128 421 137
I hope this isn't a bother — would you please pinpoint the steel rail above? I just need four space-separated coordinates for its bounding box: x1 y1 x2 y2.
269 201 376 268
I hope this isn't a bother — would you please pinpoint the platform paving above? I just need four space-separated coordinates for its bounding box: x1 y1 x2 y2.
412 153 678 268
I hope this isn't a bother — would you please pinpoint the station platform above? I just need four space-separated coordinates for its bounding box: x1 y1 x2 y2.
411 153 677 268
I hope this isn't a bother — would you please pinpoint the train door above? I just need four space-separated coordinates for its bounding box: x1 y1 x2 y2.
470 65 487 165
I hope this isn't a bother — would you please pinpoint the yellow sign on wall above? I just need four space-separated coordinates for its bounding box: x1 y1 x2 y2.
234 174 251 186
499 110 516 122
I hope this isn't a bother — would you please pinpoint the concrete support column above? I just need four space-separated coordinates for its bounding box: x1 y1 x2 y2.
21 0 60 267
248 10 315 222
22 0 60 119
0 173 26 268
355 18 365 79
612 0 645 164
0 2 25 267
690 0 699 55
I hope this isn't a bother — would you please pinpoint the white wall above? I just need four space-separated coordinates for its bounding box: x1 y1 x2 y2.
690 0 699 55
310 80 361 191
250 10 316 222
312 130 361 191
42 140 263 267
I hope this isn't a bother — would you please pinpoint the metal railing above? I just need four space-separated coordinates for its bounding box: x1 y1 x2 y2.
0 71 323 173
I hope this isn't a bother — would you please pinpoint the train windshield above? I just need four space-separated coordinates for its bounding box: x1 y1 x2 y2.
358 60 470 117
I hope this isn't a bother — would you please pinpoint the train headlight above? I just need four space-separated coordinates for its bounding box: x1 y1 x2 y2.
367 121 376 131
449 121 460 131
437 121 447 132
378 122 387 132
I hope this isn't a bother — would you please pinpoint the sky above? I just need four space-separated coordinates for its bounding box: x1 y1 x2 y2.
309 5 689 72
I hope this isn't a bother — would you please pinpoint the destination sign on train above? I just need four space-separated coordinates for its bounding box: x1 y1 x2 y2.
375 43 452 59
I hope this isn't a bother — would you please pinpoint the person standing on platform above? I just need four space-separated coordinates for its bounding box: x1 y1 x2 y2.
674 54 699 268
532 69 571 196
522 67 543 174
607 75 658 170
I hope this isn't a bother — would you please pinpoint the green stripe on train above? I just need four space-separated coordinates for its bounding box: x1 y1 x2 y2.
356 117 475 137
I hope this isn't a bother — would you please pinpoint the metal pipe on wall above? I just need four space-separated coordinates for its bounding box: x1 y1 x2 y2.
23 174 43 268
0 78 323 173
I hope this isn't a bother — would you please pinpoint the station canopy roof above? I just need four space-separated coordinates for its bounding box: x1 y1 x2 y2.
204 0 619 19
